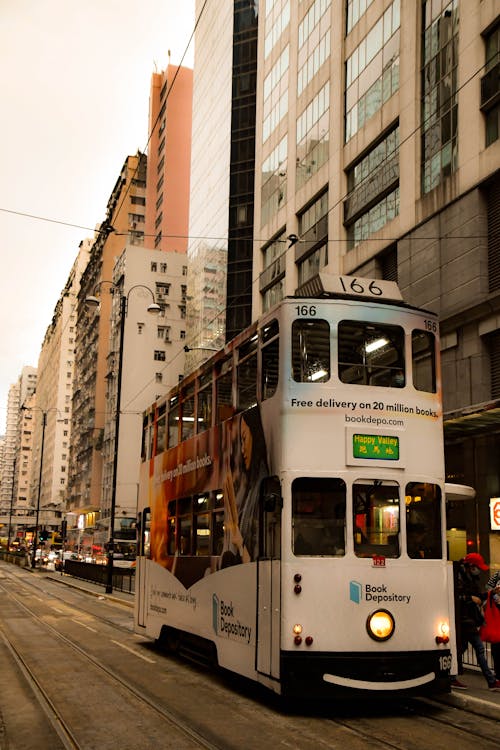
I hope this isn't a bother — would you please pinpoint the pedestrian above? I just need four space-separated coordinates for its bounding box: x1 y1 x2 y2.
485 568 500 679
451 552 500 691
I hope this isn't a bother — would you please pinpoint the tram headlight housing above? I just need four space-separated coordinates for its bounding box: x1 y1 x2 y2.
366 609 395 642
436 620 450 644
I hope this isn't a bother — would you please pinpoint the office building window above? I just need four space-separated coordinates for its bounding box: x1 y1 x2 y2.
344 126 399 248
421 0 459 194
154 350 166 361
483 24 500 147
263 46 289 143
346 0 374 34
296 83 329 189
264 0 290 59
260 230 286 311
261 135 288 226
296 192 328 285
345 0 400 141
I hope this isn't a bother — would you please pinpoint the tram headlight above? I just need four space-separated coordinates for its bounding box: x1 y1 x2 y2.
366 609 395 642
436 620 450 644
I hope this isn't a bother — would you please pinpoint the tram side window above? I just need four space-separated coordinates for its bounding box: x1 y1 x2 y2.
197 373 213 433
261 319 279 400
406 482 442 559
178 497 192 555
181 388 195 442
412 330 436 393
353 481 400 558
213 490 225 556
168 395 179 448
194 492 210 556
167 501 176 556
142 509 151 558
237 337 258 411
339 322 405 387
141 415 148 461
292 477 346 556
292 319 330 382
216 358 233 422
156 405 166 455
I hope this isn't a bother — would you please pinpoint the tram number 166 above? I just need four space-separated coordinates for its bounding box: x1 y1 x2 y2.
295 305 317 316
439 655 452 672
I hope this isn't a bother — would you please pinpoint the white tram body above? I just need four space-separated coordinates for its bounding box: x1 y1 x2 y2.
135 275 456 698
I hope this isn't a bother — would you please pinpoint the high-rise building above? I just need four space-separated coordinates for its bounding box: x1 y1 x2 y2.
186 0 259 367
251 0 500 561
145 63 193 254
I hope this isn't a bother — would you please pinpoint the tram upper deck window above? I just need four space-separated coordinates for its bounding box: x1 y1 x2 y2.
168 395 179 448
406 482 442 559
261 319 279 400
156 404 166 454
339 321 405 387
197 372 212 433
292 319 330 382
292 477 346 556
237 336 258 411
412 330 436 393
181 386 195 442
216 358 233 422
353 480 400 558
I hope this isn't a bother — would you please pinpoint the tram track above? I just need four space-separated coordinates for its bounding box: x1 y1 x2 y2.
1 565 498 750
0 577 225 750
327 697 500 750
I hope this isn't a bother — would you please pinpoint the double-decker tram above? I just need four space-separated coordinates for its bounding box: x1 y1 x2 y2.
135 274 455 698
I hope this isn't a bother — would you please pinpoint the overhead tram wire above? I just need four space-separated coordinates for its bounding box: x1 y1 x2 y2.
0 48 493 250
1 35 493 415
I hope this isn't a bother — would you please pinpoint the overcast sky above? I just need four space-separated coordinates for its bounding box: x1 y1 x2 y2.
0 0 195 428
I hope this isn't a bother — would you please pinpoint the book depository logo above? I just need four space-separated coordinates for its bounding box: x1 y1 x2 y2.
350 580 362 604
212 594 252 643
349 580 411 605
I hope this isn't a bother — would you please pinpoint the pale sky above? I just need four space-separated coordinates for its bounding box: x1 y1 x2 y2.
0 0 195 428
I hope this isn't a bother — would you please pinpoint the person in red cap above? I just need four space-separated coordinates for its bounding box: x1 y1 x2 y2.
451 552 500 691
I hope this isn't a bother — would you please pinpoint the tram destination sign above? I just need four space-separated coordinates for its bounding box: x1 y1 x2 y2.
352 433 399 460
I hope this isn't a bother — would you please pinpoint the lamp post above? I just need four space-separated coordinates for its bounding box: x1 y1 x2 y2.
86 282 160 594
31 411 47 568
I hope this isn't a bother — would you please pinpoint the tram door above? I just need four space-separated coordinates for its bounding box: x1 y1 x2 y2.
137 509 151 628
257 478 282 678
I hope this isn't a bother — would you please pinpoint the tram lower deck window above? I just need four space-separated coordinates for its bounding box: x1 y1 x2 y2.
292 477 346 556
353 480 400 558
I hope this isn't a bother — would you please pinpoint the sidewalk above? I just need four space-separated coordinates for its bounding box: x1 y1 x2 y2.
33 568 500 719
435 668 500 720
34 566 134 609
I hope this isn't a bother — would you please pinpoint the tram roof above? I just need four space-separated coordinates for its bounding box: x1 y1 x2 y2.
292 273 436 316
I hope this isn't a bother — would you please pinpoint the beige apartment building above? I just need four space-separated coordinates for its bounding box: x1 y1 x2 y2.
253 1 500 562
27 243 90 542
67 153 148 552
0 367 37 544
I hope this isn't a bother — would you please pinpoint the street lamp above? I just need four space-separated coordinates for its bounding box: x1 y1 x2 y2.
86 281 160 594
